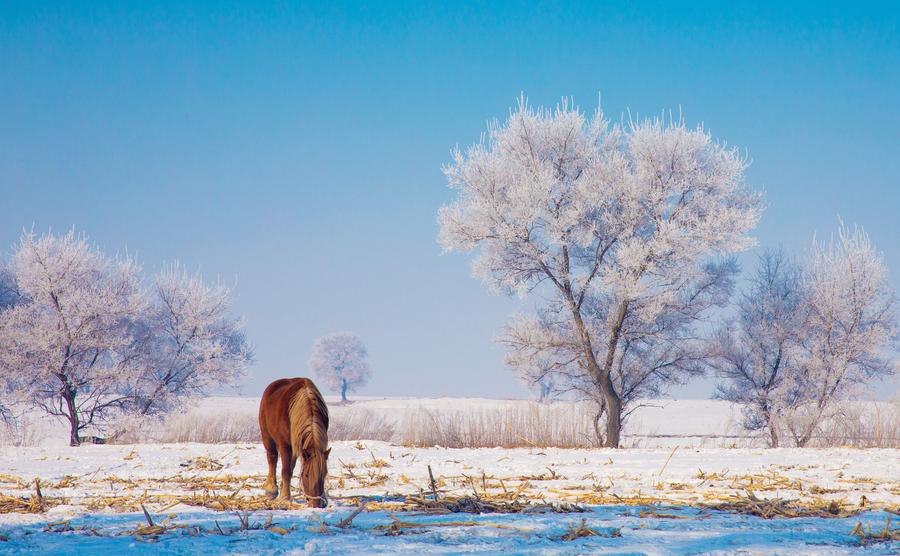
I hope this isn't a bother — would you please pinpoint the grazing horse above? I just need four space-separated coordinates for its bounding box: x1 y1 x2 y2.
258 378 330 507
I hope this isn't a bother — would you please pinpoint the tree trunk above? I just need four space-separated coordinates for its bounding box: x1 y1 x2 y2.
602 387 622 448
569 300 627 448
760 401 779 448
600 302 629 448
767 420 779 448
591 401 606 447
341 379 348 403
61 380 80 447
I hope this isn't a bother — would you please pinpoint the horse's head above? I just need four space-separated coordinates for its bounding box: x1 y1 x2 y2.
301 446 331 508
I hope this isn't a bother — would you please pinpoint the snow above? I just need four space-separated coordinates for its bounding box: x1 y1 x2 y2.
1 441 898 513
1 397 897 552
0 507 895 555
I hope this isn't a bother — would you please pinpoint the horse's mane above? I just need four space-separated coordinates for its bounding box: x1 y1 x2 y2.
288 381 329 458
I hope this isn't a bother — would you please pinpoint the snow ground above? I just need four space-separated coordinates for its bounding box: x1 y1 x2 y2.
1 398 897 553
0 440 898 553
1 442 899 514
0 506 896 555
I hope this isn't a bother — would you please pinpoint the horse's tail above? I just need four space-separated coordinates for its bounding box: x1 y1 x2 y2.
288 380 329 457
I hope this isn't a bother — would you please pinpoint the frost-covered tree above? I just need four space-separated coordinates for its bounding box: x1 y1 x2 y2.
308 332 371 402
130 264 252 416
439 98 760 447
0 231 252 445
709 251 804 447
505 259 736 444
0 231 145 445
786 223 897 446
713 224 897 447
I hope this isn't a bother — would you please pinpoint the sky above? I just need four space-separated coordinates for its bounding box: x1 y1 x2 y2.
1 2 898 400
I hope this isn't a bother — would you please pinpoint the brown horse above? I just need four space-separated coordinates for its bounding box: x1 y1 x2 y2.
258 378 330 507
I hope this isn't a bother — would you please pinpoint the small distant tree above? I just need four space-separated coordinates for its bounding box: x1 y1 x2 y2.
439 98 760 447
308 332 371 402
131 264 252 416
713 224 898 447
0 231 145 446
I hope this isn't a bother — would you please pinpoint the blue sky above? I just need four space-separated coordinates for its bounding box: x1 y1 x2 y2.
2 2 898 399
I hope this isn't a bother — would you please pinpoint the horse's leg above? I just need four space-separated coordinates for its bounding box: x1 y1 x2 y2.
262 438 278 498
277 443 293 501
287 452 299 500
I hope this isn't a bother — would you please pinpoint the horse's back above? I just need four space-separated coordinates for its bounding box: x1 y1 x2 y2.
259 378 321 442
261 377 315 405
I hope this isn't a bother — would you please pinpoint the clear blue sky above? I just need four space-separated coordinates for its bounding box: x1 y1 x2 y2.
2 2 898 399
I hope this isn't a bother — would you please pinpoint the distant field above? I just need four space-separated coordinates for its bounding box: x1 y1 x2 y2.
4 396 898 450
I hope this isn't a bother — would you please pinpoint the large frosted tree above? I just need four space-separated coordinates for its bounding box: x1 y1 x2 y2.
308 332 371 402
0 231 146 445
439 98 761 447
0 230 252 445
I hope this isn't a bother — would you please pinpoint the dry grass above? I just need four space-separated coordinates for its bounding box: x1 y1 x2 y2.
5 397 899 449
0 479 64 514
329 408 396 442
106 405 397 445
137 398 897 449
394 493 586 515
807 399 900 449
851 515 900 545
0 417 48 448
395 403 601 448
560 518 621 541
103 402 602 447
151 412 260 444
705 490 856 519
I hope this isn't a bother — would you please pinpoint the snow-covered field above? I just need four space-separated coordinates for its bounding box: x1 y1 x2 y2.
1 398 898 553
